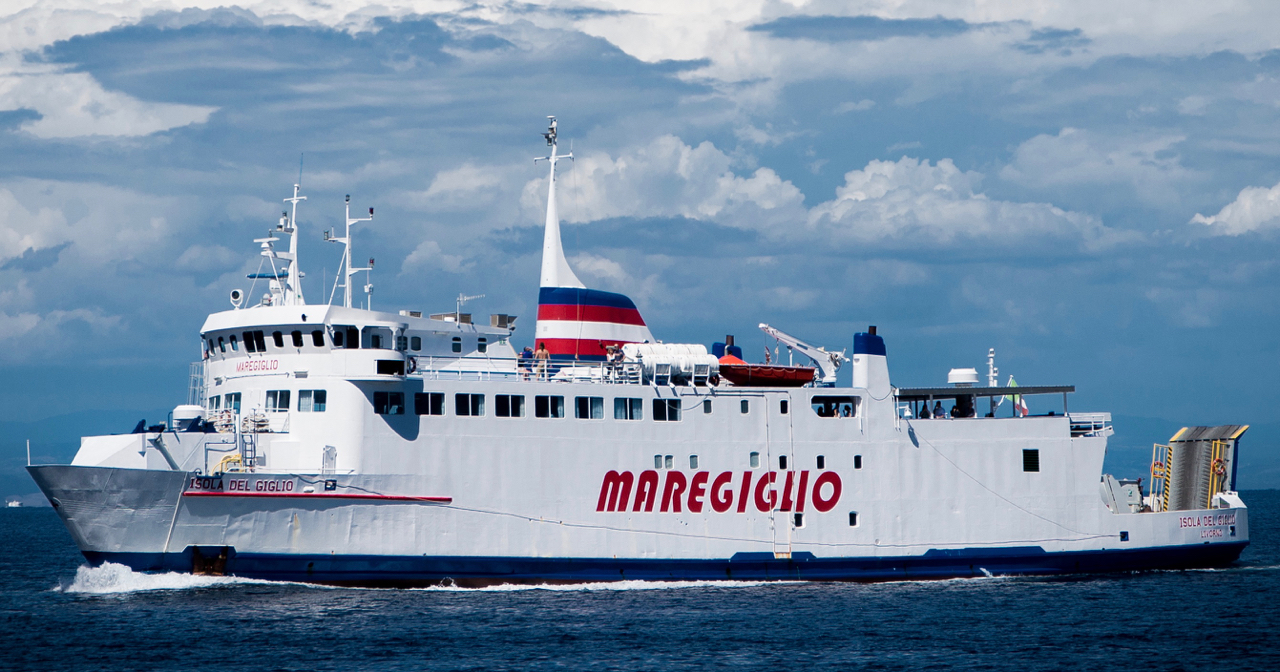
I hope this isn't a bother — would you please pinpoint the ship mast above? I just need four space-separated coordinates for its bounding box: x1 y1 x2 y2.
535 116 584 289
282 184 306 306
327 195 374 308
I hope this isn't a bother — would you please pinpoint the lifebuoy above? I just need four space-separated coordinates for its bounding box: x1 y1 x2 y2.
1211 458 1226 476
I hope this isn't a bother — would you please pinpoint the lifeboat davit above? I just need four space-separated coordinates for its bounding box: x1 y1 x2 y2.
717 354 815 387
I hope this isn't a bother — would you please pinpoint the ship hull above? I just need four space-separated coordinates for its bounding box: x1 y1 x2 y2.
31 463 1250 587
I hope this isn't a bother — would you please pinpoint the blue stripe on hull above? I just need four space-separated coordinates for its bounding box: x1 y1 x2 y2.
85 542 1249 587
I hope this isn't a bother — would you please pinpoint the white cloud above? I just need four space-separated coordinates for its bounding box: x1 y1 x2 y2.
522 134 805 225
1190 179 1280 235
175 244 240 273
401 239 469 274
0 58 216 139
1000 128 1200 206
807 156 1118 247
835 99 876 113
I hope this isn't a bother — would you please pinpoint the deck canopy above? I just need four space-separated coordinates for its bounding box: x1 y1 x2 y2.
895 385 1074 402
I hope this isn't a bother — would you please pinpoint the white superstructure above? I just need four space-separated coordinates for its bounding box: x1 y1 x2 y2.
29 120 1250 585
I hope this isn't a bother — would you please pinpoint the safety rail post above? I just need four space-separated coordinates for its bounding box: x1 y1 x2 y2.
1150 443 1171 513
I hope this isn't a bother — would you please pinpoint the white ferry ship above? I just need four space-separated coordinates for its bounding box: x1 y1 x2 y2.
28 120 1250 585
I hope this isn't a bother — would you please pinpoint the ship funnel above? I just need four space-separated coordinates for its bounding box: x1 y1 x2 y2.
851 328 889 398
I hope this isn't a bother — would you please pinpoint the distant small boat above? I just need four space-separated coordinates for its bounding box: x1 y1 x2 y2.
718 355 816 387
6 501 21 508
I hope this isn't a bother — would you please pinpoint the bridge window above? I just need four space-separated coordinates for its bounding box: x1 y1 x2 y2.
415 392 444 416
218 337 226 353
311 330 324 347
298 390 326 412
614 398 642 420
575 396 604 419
272 331 284 348
265 390 291 412
812 395 857 418
410 336 421 351
478 337 487 354
496 394 524 418
371 334 383 349
1023 449 1040 473
224 393 241 413
535 395 564 418
452 337 462 353
207 339 215 356
740 400 749 414
653 399 680 422
243 332 256 353
374 391 404 415
291 330 304 347
455 393 484 417
229 335 239 351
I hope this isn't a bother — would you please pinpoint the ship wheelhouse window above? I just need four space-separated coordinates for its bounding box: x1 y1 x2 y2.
615 398 642 420
230 335 239 351
207 339 215 356
332 330 343 348
575 396 604 419
243 332 256 353
298 390 326 412
452 337 462 353
535 395 564 418
374 391 405 415
1023 449 1040 473
224 393 241 413
812 395 857 418
652 399 680 422
455 393 485 417
265 390 291 412
496 394 524 418
218 337 226 353
311 330 324 347
396 336 408 351
415 392 444 416
291 330 304 347
272 331 284 348
410 336 421 351
371 334 382 349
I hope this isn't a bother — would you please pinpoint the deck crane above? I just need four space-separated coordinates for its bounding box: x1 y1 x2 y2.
758 323 849 386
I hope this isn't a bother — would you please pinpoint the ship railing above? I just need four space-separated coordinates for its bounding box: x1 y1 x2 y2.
1067 412 1113 437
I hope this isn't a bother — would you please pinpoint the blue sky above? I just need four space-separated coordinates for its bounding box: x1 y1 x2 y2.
2 0 1279 437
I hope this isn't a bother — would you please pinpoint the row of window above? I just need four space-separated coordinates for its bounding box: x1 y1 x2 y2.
373 392 696 421
209 327 491 357
208 390 327 413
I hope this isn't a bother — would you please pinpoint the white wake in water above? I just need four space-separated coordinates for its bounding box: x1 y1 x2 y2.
416 579 796 592
56 562 275 595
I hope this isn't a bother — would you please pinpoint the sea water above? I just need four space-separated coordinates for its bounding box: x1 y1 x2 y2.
2 492 1278 671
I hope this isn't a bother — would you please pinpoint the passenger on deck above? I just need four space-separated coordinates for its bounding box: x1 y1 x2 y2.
933 401 945 419
919 405 931 419
534 342 550 380
519 347 533 380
